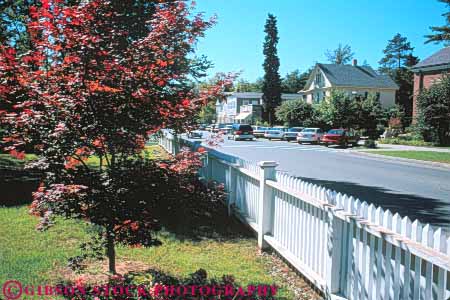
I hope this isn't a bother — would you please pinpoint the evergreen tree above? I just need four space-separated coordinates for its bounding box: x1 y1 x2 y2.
281 69 311 93
426 0 450 45
262 14 282 126
379 34 418 125
379 33 414 72
325 44 354 65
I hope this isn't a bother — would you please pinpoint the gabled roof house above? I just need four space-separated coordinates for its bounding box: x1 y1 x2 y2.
300 60 399 108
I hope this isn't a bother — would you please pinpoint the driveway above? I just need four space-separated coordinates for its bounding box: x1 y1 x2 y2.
190 133 450 232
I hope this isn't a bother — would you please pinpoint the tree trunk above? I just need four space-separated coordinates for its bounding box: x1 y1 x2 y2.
106 229 116 274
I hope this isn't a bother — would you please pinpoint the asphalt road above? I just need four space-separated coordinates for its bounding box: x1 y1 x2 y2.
191 133 450 231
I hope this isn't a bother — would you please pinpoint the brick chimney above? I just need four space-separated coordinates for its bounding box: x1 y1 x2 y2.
352 59 358 66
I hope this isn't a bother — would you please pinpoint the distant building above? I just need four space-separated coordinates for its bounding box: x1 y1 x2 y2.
300 60 398 108
411 47 450 117
216 92 301 124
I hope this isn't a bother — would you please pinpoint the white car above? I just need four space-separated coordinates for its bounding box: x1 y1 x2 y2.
283 127 304 141
297 128 324 144
264 127 288 140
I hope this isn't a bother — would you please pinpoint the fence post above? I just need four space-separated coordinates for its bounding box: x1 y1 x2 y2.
257 161 278 250
206 152 212 181
325 205 345 298
173 134 180 155
227 165 236 216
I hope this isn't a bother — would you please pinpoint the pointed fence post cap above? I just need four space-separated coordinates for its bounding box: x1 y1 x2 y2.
258 161 278 168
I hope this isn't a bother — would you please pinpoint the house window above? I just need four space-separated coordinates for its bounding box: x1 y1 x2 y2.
315 72 322 86
315 93 321 103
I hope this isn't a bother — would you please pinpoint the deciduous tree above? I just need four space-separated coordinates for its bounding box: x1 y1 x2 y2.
325 44 354 65
275 99 313 127
0 0 231 274
416 76 450 145
317 90 359 129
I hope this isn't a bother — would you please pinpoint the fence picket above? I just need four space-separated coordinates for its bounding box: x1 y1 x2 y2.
433 228 447 300
422 224 434 300
412 220 423 300
392 213 402 300
401 216 413 300
383 210 393 300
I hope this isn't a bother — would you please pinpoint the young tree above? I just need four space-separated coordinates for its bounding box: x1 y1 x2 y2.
325 44 354 65
281 69 311 93
317 90 359 129
275 99 313 127
416 76 450 145
0 0 230 274
355 94 385 139
262 14 282 126
426 0 450 45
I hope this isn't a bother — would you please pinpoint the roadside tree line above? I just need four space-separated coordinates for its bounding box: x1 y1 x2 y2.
275 91 401 140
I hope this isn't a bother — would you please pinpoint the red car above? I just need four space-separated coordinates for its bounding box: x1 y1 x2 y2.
322 129 359 147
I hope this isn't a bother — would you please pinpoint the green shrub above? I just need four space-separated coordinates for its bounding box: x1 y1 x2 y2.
364 139 377 149
378 138 434 147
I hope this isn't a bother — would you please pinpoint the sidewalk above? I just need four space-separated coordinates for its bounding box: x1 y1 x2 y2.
361 143 450 153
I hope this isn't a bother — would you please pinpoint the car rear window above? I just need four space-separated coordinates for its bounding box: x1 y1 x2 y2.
239 125 253 131
328 129 344 135
289 128 302 132
302 129 315 133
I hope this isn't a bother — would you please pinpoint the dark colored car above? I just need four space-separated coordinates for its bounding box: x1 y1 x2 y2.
227 124 255 141
322 129 359 147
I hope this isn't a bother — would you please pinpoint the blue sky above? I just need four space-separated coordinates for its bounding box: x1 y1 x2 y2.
194 0 447 81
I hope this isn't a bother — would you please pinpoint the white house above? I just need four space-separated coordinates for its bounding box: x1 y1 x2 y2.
216 92 301 124
300 60 399 108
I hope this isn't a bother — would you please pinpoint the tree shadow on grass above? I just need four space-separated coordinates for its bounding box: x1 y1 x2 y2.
294 175 450 231
154 195 254 243
0 169 41 207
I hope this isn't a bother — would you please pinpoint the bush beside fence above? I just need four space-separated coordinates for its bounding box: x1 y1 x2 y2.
159 131 450 300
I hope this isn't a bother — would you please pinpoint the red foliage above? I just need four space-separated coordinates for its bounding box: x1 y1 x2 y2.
0 0 233 273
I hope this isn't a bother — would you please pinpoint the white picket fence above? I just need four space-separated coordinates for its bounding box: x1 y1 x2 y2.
159 131 450 300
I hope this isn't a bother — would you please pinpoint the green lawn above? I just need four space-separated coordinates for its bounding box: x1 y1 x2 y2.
363 150 450 163
0 153 37 169
0 206 295 298
0 145 169 169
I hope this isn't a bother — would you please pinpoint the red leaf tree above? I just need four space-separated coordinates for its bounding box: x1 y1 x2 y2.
0 0 232 273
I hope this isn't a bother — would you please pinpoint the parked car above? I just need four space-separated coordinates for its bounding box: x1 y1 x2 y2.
219 125 233 135
227 124 255 141
283 127 304 141
322 129 359 147
252 126 270 138
187 130 203 139
213 123 228 133
297 128 324 144
264 127 288 140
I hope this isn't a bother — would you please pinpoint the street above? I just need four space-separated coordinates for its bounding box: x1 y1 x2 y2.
192 133 450 231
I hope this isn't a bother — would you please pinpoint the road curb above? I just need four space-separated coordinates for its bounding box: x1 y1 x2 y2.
350 151 450 170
